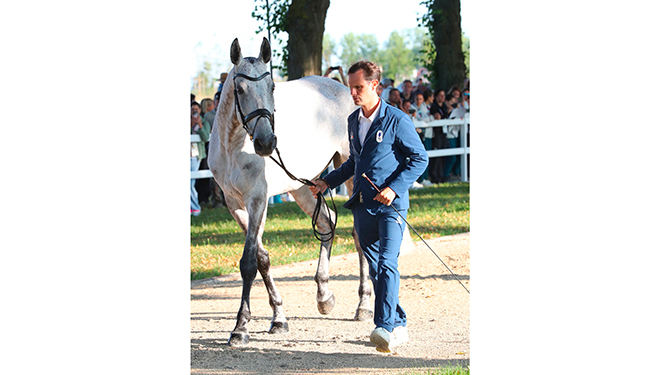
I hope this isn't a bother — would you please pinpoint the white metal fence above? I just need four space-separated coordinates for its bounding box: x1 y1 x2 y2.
412 117 470 182
190 117 470 182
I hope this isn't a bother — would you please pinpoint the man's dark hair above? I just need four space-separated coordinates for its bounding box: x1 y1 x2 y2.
423 89 433 101
191 101 200 108
348 60 381 84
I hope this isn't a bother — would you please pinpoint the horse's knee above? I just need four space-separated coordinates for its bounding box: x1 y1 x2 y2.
256 248 271 272
240 255 258 281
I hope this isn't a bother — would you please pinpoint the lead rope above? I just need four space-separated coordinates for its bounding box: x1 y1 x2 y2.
269 148 338 243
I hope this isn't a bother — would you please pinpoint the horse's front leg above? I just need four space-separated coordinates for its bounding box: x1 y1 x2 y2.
289 186 336 314
256 236 289 334
227 195 265 347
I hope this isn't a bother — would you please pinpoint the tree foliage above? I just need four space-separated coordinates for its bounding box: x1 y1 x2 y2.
252 0 290 75
418 0 467 91
248 0 468 85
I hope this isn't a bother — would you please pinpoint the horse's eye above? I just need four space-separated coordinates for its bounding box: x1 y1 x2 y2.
237 86 245 95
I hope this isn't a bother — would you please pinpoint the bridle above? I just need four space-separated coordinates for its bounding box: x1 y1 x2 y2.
233 71 275 141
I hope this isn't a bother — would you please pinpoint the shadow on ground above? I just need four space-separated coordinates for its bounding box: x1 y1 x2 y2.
191 341 469 374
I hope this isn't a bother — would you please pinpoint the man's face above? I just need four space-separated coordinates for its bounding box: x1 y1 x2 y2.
389 90 401 104
415 94 424 106
191 104 200 116
348 69 378 107
403 81 412 94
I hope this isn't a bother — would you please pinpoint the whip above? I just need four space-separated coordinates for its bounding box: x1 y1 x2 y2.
361 173 470 294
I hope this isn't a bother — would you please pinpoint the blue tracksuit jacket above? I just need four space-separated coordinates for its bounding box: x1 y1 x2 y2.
323 101 429 213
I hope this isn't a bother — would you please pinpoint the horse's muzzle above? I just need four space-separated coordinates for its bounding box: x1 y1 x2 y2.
254 133 277 157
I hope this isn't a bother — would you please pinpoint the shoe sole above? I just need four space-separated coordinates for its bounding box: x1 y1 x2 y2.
370 332 392 353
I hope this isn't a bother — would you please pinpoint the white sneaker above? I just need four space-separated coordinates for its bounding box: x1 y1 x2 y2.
410 181 424 189
370 326 408 353
370 327 393 353
421 179 433 186
392 325 409 345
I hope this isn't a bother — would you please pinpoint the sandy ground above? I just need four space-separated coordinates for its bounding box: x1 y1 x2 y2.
191 233 470 375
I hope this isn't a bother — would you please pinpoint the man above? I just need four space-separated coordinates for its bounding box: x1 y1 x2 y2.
309 60 428 353
387 88 403 110
380 77 394 102
204 91 221 130
400 79 414 104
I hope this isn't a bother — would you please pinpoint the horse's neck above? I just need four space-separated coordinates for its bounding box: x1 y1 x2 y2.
215 87 249 160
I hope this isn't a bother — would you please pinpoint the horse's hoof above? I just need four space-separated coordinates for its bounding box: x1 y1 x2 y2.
269 321 289 334
354 308 373 321
228 332 249 346
317 293 335 315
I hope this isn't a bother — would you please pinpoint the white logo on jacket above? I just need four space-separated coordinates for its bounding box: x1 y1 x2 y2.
376 130 383 143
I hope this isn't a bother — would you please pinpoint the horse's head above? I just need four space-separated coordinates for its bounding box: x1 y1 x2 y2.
230 37 277 157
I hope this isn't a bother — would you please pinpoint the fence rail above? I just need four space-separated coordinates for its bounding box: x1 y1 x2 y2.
191 117 469 182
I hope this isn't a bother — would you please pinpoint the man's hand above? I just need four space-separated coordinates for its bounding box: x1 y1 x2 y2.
374 187 396 206
309 179 328 199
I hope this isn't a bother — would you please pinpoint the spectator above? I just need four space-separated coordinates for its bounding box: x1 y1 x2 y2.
387 88 403 110
376 82 384 98
323 66 347 86
203 91 220 129
450 88 470 180
196 98 215 205
402 100 414 118
413 78 428 97
442 93 458 120
412 91 433 185
191 101 211 216
191 93 195 103
400 79 414 104
380 77 394 102
441 93 463 183
200 98 214 119
428 89 447 184
216 72 228 93
412 91 432 122
447 85 461 102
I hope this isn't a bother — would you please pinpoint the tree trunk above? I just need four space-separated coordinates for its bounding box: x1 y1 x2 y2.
431 0 466 91
285 0 330 80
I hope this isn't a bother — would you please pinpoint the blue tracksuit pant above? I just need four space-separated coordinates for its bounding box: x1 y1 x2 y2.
353 204 407 332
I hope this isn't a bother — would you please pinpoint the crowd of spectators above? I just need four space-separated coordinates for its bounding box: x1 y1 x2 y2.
380 76 470 185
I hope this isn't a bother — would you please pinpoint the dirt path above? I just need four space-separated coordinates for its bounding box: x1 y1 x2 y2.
191 233 470 375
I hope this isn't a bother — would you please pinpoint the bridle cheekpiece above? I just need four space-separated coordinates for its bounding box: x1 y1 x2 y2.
233 71 275 141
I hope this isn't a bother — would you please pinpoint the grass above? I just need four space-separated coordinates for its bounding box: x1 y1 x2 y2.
191 182 469 280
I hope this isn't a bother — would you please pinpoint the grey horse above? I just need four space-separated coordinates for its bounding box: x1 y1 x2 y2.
207 38 373 346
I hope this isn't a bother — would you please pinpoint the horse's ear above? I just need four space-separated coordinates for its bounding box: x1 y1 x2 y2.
259 37 271 64
230 38 242 66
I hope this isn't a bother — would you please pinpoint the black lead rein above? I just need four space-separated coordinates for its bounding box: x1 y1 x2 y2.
269 148 338 243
